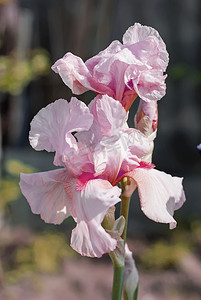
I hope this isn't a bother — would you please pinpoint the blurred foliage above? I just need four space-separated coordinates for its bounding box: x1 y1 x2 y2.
4 232 76 283
190 219 201 244
0 178 20 210
140 241 190 269
169 62 201 85
139 219 201 270
0 49 50 95
0 159 76 283
169 63 189 81
0 159 36 212
0 0 12 4
5 159 37 176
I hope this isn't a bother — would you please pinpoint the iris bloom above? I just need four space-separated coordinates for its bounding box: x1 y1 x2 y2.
52 23 169 111
19 95 185 258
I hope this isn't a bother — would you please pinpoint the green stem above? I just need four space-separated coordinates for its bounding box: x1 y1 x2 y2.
111 177 135 300
120 177 131 243
111 265 124 300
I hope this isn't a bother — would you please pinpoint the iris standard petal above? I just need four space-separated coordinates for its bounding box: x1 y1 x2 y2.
52 52 113 96
29 98 93 166
85 95 127 144
122 22 169 71
52 23 169 106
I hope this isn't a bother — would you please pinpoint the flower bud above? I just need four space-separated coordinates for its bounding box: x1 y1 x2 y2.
123 244 139 300
135 100 158 136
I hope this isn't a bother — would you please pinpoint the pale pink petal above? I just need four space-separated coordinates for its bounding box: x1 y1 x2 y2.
63 178 121 257
74 95 128 178
88 94 127 141
63 143 95 178
52 23 168 105
135 70 166 102
52 52 112 96
86 40 123 69
88 48 140 102
86 42 144 107
93 138 127 182
29 98 93 166
19 169 71 224
51 53 89 94
76 94 127 149
91 95 127 134
107 129 151 181
92 129 151 185
91 129 147 182
122 128 152 159
126 168 186 228
71 219 117 258
125 68 166 102
123 23 169 71
79 120 151 183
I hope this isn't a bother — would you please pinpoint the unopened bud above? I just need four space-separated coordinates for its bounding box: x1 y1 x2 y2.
123 244 139 300
135 100 158 136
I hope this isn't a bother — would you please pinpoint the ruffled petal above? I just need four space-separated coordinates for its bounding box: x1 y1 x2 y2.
122 128 152 159
29 98 93 166
52 23 168 105
19 169 71 224
126 168 186 228
123 23 169 71
51 53 89 94
90 95 127 136
77 94 127 146
76 95 128 176
52 52 112 96
125 66 166 102
134 70 167 102
92 137 126 182
88 47 140 102
63 178 121 257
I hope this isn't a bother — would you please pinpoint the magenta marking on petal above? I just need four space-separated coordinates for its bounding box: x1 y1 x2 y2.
138 161 155 169
116 170 127 181
75 173 95 191
126 80 134 89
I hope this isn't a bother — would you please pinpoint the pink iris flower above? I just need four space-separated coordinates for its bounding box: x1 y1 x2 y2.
19 95 185 258
52 23 169 111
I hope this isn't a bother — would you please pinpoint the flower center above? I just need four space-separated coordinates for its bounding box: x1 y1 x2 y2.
75 172 95 191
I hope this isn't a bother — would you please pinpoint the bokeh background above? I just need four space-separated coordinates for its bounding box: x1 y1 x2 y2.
0 0 201 299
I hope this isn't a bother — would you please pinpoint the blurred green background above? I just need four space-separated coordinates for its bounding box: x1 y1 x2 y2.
0 0 201 299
